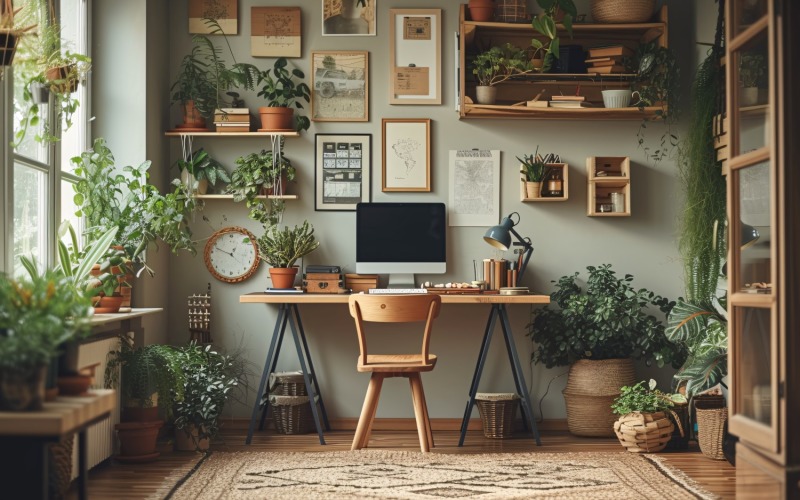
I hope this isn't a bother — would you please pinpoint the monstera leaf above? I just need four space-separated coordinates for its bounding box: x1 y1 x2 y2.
673 348 727 397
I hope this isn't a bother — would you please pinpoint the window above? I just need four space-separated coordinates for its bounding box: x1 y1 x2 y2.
6 0 90 275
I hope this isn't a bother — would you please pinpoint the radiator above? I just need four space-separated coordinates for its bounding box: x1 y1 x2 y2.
70 338 122 478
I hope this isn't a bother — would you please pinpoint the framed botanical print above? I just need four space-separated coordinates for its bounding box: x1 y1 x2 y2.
315 134 372 211
311 51 369 122
322 0 376 36
381 118 431 192
189 0 238 34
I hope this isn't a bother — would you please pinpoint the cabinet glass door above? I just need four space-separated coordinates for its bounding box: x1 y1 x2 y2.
726 0 779 453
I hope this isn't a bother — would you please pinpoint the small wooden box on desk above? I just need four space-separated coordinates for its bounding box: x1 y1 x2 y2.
586 156 630 217
345 274 379 293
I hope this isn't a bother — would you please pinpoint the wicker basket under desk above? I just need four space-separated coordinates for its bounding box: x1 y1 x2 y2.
269 371 308 396
270 395 315 435
475 393 519 439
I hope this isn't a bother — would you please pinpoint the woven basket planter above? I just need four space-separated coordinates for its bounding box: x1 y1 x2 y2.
696 407 728 460
591 0 655 23
562 358 636 437
494 0 528 23
475 393 518 439
614 411 675 453
269 371 308 396
270 395 315 435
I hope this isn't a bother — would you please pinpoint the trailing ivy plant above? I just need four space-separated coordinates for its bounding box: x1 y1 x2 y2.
227 146 296 226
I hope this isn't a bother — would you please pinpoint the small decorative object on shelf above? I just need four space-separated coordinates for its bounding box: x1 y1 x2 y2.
187 284 212 344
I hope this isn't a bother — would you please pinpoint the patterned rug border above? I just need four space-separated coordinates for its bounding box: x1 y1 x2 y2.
163 450 718 500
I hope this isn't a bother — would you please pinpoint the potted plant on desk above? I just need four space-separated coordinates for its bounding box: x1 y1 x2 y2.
527 264 685 437
256 220 320 289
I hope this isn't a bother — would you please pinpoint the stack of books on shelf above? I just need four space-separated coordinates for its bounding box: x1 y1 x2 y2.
214 108 251 133
585 45 633 74
548 95 586 108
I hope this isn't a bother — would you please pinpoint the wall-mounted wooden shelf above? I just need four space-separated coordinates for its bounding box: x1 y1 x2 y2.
464 103 664 120
586 157 631 217
192 194 298 200
165 131 299 137
521 163 569 202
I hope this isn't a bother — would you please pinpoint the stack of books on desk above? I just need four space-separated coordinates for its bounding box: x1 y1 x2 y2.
214 108 251 133
548 95 587 108
586 45 633 74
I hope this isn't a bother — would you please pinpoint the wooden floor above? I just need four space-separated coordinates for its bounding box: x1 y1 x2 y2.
67 428 736 499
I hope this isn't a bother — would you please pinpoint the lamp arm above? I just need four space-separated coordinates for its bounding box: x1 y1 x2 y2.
508 227 534 283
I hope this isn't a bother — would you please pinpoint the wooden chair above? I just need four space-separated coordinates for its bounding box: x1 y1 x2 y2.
348 294 442 452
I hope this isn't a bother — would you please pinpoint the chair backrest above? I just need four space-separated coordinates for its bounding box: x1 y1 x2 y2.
348 294 442 365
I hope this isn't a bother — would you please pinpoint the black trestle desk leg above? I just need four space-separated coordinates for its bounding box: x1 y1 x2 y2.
288 308 326 445
292 304 331 431
247 304 288 445
497 305 529 432
458 307 499 447
78 430 88 500
498 304 541 445
258 313 287 431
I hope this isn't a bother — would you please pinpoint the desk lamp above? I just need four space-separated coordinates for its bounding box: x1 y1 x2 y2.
483 212 534 282
741 223 760 249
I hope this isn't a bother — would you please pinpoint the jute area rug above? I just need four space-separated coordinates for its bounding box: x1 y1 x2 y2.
162 450 716 500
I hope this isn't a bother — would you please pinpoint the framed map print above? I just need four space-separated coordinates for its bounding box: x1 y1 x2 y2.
381 118 431 192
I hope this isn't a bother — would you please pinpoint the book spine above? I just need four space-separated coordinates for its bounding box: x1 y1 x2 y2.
493 259 505 290
483 259 492 289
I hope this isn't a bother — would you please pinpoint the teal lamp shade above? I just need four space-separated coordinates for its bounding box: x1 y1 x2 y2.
741 223 760 249
483 217 515 250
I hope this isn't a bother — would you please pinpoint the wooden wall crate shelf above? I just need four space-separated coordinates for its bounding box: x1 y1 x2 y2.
586 156 630 217
521 163 568 202
458 4 668 120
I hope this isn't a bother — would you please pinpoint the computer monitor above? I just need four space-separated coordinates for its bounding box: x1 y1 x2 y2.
356 202 446 288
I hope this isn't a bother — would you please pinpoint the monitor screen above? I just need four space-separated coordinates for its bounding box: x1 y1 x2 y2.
356 202 446 278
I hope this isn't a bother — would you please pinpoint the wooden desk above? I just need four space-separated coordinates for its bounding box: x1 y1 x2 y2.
0 389 115 500
240 293 549 447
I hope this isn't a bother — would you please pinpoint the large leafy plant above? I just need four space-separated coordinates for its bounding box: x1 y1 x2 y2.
227 148 295 226
257 57 311 131
174 148 230 189
528 264 685 369
256 221 320 268
530 0 576 71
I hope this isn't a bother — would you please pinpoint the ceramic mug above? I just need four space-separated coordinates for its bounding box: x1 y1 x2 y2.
602 90 642 109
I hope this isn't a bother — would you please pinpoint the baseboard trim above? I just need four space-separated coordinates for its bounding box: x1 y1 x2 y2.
221 417 568 432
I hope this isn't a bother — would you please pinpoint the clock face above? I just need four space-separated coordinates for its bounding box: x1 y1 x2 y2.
204 227 260 283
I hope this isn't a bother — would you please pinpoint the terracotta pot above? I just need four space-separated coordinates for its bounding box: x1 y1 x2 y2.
0 366 47 411
525 181 542 198
56 374 92 396
468 0 495 21
180 169 209 195
122 394 160 422
258 106 294 131
115 420 163 461
111 245 135 310
475 85 497 104
562 358 636 437
261 173 289 196
269 267 299 289
94 294 123 314
181 100 206 129
175 425 211 451
45 65 79 93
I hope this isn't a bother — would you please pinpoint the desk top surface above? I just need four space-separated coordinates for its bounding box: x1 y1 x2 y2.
241 293 549 305
89 307 163 326
0 389 116 437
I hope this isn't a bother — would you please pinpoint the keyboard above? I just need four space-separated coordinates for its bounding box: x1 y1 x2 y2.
368 288 428 294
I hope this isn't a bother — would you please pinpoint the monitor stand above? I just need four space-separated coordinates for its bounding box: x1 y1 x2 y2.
387 273 416 289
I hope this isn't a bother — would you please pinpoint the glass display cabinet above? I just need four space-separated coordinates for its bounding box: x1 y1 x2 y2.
725 0 800 497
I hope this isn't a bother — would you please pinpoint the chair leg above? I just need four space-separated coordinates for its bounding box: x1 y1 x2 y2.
409 373 430 453
417 376 434 449
362 375 383 448
352 374 383 451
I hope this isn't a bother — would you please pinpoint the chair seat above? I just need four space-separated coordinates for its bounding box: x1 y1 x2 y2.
358 354 438 373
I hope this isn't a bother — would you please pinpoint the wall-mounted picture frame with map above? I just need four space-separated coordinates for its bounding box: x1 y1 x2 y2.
315 134 372 211
381 118 431 192
189 0 238 34
311 51 369 122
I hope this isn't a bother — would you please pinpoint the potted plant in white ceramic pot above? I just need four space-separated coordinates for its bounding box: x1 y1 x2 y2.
738 52 766 107
471 43 536 104
174 148 230 195
256 221 320 289
257 57 311 132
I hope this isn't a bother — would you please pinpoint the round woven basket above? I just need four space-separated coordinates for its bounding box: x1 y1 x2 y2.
614 411 675 453
269 371 308 396
49 433 75 498
591 0 655 23
562 358 636 437
696 407 728 460
475 393 518 439
270 395 315 435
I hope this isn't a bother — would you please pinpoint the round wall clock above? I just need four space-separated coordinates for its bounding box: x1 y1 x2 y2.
204 227 260 283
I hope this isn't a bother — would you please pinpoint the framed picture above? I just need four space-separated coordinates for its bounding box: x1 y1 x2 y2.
322 0 376 36
189 0 238 34
381 118 431 192
315 134 372 211
251 7 301 58
389 9 441 105
311 51 369 122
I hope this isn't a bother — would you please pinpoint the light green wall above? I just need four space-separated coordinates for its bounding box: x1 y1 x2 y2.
88 0 714 421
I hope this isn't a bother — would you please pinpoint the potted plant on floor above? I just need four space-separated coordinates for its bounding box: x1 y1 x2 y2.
257 57 311 132
471 43 537 104
612 379 685 453
227 147 296 226
173 342 247 451
0 267 92 411
256 221 320 289
519 147 547 198
174 148 230 195
528 264 686 437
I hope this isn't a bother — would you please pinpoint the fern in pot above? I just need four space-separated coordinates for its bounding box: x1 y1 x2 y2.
256 221 320 289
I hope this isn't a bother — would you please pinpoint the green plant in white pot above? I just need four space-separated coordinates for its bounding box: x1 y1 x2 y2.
471 43 535 105
256 221 320 289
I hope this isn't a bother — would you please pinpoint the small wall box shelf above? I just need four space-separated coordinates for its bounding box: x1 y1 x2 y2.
521 163 569 202
586 156 630 217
